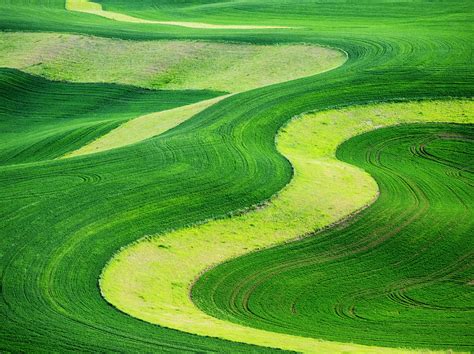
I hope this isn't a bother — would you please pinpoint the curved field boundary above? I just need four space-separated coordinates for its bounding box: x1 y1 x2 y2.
193 123 474 351
63 94 232 158
101 99 473 353
66 0 290 29
1 2 472 352
0 68 219 165
1 32 346 159
51 39 344 158
0 32 346 93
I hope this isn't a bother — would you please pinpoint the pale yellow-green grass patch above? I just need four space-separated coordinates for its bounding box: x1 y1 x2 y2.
101 99 473 353
66 0 290 29
63 95 231 158
0 32 345 92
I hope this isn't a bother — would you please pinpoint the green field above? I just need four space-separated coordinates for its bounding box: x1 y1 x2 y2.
0 32 345 92
0 68 220 164
193 122 474 351
0 0 473 353
102 100 473 353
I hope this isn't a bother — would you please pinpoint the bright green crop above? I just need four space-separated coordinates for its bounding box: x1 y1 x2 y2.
0 0 472 352
193 123 474 351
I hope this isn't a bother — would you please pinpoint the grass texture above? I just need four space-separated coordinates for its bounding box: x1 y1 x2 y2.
102 100 473 353
193 122 474 352
0 32 345 92
0 68 219 165
66 0 289 29
0 0 473 352
1 32 344 158
64 95 231 158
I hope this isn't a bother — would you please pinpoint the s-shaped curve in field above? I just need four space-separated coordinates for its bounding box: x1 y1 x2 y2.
193 122 474 351
66 0 291 29
101 99 473 353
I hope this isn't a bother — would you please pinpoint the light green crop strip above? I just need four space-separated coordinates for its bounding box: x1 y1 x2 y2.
101 99 473 353
66 0 290 29
63 95 232 158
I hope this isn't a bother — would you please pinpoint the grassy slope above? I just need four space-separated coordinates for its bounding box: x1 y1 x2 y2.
102 100 473 353
67 0 288 29
193 122 474 351
0 0 472 352
0 32 344 158
0 68 219 165
1 31 345 159
64 95 231 157
0 32 345 92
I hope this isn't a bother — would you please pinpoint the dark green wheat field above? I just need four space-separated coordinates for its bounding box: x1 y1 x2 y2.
0 1 472 353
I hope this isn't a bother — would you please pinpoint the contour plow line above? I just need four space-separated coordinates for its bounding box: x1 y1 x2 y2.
65 0 291 29
101 99 473 353
59 41 345 158
63 95 232 158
